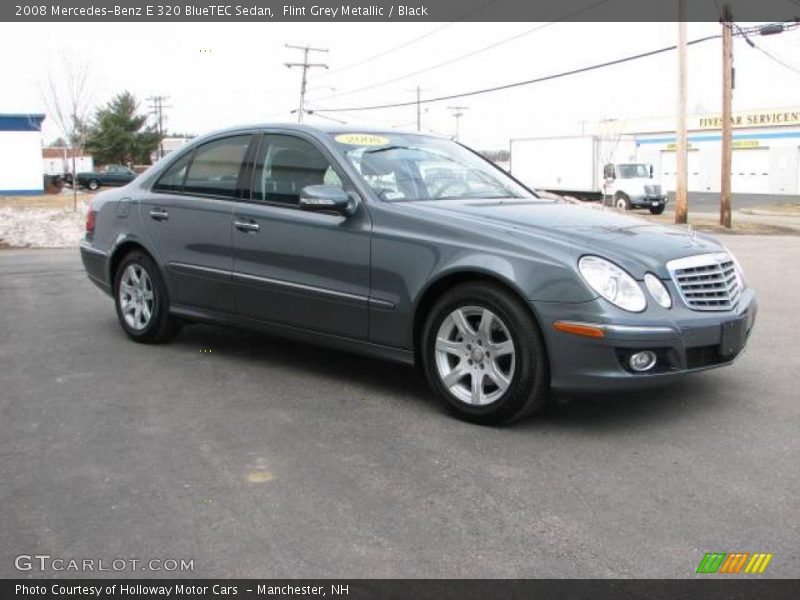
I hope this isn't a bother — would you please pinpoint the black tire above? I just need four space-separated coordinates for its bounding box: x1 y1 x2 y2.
614 192 631 211
649 204 666 215
421 282 550 425
113 250 181 344
87 179 100 191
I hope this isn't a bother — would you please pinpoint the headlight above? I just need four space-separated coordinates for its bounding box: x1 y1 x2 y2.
578 256 647 312
644 273 672 308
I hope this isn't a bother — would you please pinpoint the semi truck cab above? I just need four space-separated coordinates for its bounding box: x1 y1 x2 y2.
603 162 668 214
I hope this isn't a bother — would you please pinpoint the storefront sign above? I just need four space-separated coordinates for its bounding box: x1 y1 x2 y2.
732 140 761 148
697 109 800 129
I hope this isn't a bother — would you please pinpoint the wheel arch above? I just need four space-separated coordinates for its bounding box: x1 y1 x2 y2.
412 269 548 365
108 238 158 286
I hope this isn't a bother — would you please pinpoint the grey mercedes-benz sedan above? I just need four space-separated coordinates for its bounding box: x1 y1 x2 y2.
80 125 756 424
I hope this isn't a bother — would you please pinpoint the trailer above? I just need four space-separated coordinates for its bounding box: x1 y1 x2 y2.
510 134 668 214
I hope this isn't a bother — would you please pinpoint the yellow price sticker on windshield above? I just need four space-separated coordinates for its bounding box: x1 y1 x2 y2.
335 133 390 146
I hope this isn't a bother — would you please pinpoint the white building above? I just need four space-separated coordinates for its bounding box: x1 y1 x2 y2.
0 113 45 195
591 107 800 196
150 136 193 163
42 147 93 176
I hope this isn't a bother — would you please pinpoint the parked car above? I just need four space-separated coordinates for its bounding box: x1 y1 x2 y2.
70 164 137 190
79 125 756 424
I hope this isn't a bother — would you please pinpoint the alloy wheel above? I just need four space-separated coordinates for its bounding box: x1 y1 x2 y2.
118 264 155 330
434 306 516 406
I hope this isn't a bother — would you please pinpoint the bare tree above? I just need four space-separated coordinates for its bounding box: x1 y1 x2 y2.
41 55 93 211
596 118 625 208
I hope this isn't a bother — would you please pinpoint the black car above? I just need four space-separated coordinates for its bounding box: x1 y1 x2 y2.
70 164 137 190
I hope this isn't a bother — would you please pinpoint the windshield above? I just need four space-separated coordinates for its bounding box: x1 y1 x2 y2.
616 164 650 179
330 132 534 201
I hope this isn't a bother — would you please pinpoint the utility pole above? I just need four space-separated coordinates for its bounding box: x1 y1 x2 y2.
720 4 733 228
285 44 328 123
147 95 171 160
674 0 689 225
406 86 429 131
447 106 469 141
416 86 422 131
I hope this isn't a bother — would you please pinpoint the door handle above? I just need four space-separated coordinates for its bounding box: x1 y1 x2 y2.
149 208 169 221
234 220 260 233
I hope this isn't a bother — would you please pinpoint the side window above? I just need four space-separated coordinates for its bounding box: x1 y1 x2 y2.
253 135 340 206
183 135 252 198
153 152 192 193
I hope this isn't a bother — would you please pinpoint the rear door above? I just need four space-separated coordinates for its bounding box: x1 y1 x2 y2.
231 132 372 339
139 134 254 314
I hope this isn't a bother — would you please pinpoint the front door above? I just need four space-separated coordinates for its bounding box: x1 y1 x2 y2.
139 134 254 314
232 133 372 340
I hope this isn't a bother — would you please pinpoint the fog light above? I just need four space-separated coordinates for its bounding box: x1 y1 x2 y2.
629 351 657 372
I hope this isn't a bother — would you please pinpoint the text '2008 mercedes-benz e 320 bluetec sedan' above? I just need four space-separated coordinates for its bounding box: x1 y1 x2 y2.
80 125 756 424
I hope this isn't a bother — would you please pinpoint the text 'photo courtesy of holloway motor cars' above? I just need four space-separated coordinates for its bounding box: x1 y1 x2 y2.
79 125 756 425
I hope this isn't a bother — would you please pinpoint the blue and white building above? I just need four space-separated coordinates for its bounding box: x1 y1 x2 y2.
595 107 800 196
0 114 46 195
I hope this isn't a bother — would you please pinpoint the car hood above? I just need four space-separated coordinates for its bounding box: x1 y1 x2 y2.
403 198 724 278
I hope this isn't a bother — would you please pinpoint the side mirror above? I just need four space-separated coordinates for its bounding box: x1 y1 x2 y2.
299 184 354 216
649 165 654 178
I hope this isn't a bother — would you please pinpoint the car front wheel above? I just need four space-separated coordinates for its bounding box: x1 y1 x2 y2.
114 251 181 343
421 282 549 424
87 179 100 191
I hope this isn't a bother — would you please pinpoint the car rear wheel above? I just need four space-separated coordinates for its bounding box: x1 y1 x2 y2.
87 179 100 191
421 282 549 424
114 251 181 343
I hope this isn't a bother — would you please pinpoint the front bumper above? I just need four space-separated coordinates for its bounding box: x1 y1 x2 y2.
533 287 757 392
630 194 668 207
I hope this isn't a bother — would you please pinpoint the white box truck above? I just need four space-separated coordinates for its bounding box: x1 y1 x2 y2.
510 135 668 214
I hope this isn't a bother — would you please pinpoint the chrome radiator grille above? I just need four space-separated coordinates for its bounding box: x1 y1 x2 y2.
667 253 742 311
644 184 662 196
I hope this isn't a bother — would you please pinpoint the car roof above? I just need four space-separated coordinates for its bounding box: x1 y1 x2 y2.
190 122 445 141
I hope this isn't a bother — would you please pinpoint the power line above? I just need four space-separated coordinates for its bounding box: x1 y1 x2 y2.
731 20 800 76
314 34 723 113
308 0 501 89
307 111 348 124
307 0 611 104
753 43 800 74
309 23 453 88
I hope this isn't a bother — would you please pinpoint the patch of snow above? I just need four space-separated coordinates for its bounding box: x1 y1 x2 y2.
0 203 88 248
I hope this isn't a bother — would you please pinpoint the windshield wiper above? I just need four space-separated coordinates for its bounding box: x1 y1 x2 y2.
363 145 413 155
435 194 521 200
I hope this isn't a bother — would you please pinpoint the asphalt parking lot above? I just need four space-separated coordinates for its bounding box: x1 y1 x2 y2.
1 236 798 579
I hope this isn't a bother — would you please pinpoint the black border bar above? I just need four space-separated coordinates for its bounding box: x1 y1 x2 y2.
4 0 800 22
4 579 800 600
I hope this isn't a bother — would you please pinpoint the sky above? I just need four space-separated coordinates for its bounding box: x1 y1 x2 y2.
1 20 799 150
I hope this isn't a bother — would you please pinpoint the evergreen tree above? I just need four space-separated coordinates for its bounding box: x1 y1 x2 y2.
85 91 160 164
